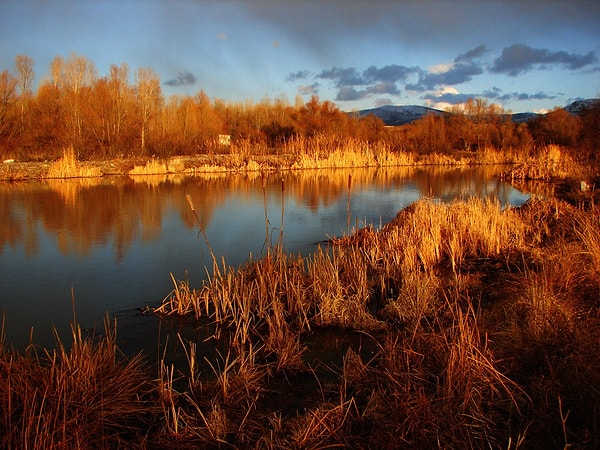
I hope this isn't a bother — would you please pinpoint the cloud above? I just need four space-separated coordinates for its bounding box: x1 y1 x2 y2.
335 82 400 102
423 87 558 107
336 86 362 101
164 71 197 87
285 42 594 107
406 46 487 92
496 91 558 102
455 45 488 63
375 98 393 107
422 91 475 106
363 64 418 84
303 64 416 102
286 70 310 82
407 62 483 91
491 44 597 76
297 83 319 96
317 67 366 87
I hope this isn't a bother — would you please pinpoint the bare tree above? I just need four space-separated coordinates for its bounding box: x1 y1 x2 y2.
0 70 17 145
14 55 34 133
62 53 97 149
135 67 161 152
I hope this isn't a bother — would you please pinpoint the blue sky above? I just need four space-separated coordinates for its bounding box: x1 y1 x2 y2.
1 0 599 113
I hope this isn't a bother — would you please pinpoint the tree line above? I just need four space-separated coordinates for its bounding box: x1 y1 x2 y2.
0 53 598 162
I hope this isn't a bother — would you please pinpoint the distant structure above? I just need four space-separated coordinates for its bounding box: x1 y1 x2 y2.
218 134 231 147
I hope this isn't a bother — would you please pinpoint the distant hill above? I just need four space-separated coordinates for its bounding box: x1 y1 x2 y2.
353 99 599 126
353 105 446 126
563 99 600 115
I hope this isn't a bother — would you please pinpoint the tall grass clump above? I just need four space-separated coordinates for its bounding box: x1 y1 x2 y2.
46 146 102 179
128 158 168 175
502 144 587 181
0 316 154 449
285 136 415 169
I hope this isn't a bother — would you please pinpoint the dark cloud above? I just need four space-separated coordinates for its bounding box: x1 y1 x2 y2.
496 91 558 102
336 82 400 101
407 63 483 92
491 44 597 76
286 70 310 82
455 45 488 63
405 46 487 92
422 92 475 105
313 64 416 101
336 86 362 101
317 67 366 87
363 64 418 83
286 41 594 106
164 71 197 87
424 88 558 106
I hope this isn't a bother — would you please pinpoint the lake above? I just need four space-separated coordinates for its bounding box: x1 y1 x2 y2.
0 165 529 355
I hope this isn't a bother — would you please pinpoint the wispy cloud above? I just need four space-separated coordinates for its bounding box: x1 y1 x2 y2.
164 71 197 87
491 44 597 76
297 83 319 97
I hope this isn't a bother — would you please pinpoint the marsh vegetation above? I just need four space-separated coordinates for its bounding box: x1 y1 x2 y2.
2 165 599 447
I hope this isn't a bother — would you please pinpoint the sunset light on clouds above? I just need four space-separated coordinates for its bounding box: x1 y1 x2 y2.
1 0 598 113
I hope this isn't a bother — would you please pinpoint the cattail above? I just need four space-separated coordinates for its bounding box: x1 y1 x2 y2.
185 194 195 212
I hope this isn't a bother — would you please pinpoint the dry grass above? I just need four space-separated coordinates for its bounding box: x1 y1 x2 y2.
3 180 599 447
46 146 102 179
0 315 153 449
128 158 168 175
501 144 588 181
150 194 600 448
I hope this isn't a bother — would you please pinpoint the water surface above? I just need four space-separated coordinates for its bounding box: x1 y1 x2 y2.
0 166 529 353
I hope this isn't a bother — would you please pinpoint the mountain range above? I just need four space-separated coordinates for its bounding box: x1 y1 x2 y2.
353 99 599 127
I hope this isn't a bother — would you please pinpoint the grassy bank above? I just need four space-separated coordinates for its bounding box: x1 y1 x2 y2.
2 186 599 447
1 139 535 181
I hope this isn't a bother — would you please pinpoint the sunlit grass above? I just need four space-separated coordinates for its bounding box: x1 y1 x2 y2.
46 146 102 179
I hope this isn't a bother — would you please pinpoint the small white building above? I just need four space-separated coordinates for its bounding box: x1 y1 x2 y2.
218 134 231 146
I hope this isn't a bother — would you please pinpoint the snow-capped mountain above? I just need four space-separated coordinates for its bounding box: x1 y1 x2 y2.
353 99 598 126
563 99 600 115
353 105 446 126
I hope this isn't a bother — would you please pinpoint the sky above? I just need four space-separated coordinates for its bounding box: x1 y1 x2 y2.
1 0 599 114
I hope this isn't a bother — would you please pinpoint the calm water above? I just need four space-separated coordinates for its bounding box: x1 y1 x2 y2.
0 166 529 354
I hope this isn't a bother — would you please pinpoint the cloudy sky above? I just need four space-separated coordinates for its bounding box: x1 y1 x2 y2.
1 0 599 113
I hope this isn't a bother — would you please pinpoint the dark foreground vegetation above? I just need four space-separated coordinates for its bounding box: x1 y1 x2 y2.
1 53 600 448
